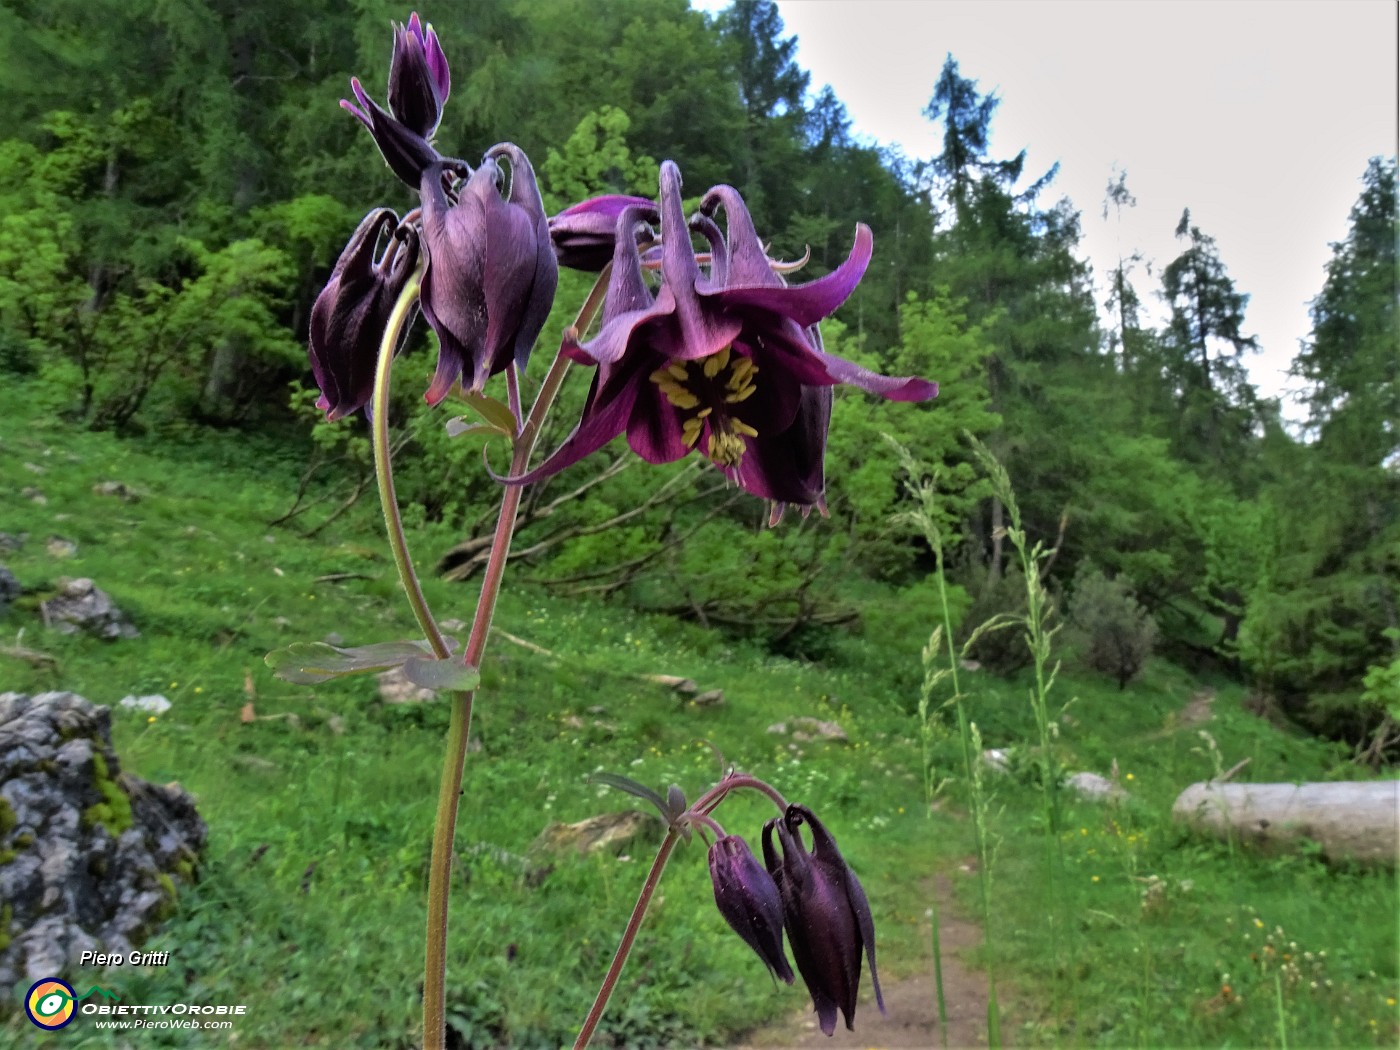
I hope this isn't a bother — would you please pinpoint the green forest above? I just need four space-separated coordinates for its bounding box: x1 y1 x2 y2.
0 1 1396 1047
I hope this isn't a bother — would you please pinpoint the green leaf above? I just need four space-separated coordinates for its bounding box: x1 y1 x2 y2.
400 657 480 692
445 416 511 440
264 639 444 685
455 391 517 434
589 773 669 816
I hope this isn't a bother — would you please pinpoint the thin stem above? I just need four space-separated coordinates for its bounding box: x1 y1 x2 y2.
423 688 471 1050
573 830 680 1050
505 364 523 435
425 270 616 1050
693 774 789 815
371 268 450 662
688 811 727 840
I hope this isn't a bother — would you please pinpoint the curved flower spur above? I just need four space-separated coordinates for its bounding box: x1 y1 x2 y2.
507 160 937 518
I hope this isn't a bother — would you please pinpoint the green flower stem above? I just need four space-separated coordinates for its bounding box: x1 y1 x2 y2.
370 267 450 662
424 270 615 1050
572 829 679 1050
424 690 471 1050
423 393 549 1050
364 268 462 1050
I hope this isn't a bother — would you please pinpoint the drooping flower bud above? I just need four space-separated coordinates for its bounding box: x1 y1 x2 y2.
709 835 796 985
762 804 884 1035
387 12 450 139
342 78 442 190
308 209 420 420
418 145 558 401
548 194 656 271
341 12 449 189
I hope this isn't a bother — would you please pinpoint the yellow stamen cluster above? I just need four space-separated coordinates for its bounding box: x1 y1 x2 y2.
649 346 760 467
651 361 699 410
707 418 758 466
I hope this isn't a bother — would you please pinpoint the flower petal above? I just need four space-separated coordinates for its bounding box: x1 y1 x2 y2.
341 78 441 189
659 161 743 361
550 194 657 271
626 368 692 464
487 143 559 373
499 355 647 486
714 223 873 329
733 386 830 506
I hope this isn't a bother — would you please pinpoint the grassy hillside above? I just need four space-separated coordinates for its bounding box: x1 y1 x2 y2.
1 378 1395 1048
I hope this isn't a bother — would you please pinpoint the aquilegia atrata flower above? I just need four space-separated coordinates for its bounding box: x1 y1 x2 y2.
418 145 558 403
709 834 796 985
308 208 420 420
386 12 450 139
505 161 936 516
341 13 446 188
548 193 657 272
763 804 884 1036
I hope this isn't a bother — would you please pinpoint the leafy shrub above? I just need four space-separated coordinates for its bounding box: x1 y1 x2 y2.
1067 564 1158 688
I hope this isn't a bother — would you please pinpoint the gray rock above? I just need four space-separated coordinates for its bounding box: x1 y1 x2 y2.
1065 771 1128 802
377 665 436 704
41 578 139 640
689 688 726 708
118 695 172 716
766 717 849 744
0 691 206 990
529 811 660 860
0 533 25 554
91 481 141 503
982 748 1012 774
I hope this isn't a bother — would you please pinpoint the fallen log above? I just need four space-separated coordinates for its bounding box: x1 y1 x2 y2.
1172 780 1399 866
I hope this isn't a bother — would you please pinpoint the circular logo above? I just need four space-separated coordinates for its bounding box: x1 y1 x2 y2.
25 978 77 1030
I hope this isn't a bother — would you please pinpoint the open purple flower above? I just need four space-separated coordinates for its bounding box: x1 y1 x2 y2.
418 145 558 402
709 835 796 985
308 208 419 420
503 161 936 512
341 13 447 189
762 805 883 1036
387 12 450 139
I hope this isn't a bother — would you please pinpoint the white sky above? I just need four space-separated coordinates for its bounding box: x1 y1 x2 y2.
695 0 1399 411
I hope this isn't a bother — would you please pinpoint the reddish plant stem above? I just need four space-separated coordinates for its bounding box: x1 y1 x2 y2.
572 830 679 1050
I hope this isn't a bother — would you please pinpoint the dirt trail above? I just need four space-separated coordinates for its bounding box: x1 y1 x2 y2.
730 873 999 1050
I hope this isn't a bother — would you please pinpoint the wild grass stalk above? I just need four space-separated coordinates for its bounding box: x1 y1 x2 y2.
968 437 1077 1025
890 438 998 1047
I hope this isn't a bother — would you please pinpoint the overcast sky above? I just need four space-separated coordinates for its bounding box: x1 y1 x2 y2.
697 0 1398 411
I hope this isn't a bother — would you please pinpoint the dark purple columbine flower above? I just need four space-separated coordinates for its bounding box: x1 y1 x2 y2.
548 194 656 271
386 12 450 139
341 14 448 189
504 161 936 513
418 145 558 402
709 835 796 985
308 208 420 420
762 805 884 1036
